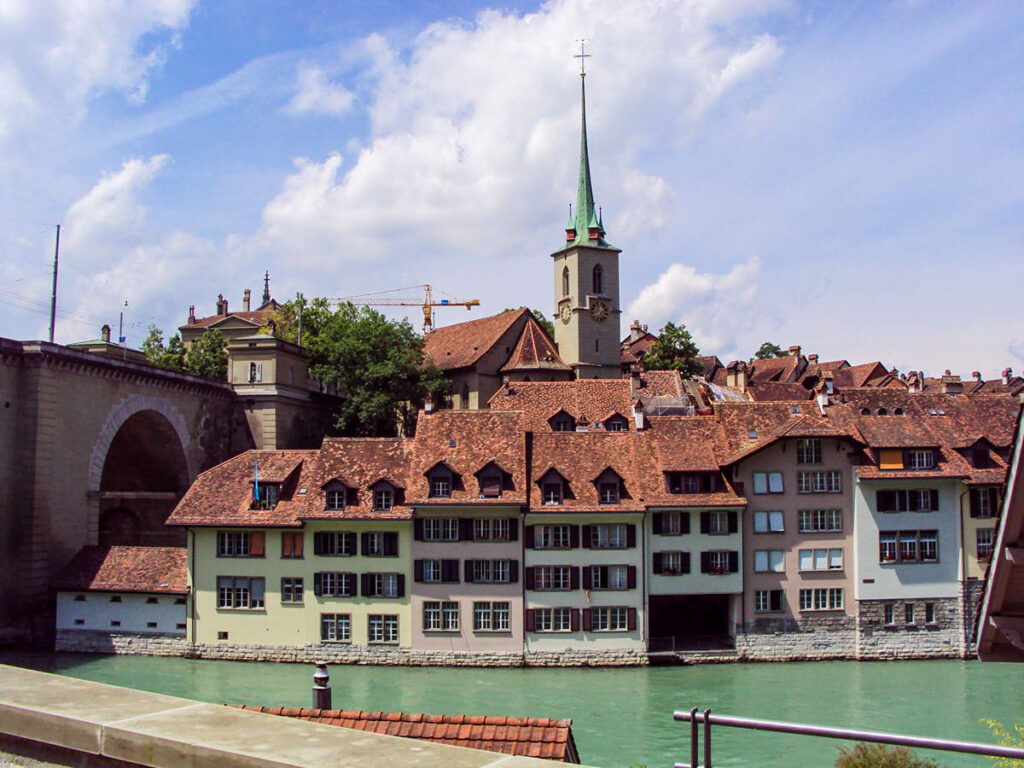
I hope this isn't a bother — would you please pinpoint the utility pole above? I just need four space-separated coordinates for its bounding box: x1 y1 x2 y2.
48 224 60 343
118 301 128 345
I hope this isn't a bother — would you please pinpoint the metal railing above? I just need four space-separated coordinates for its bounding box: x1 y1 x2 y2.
673 708 1024 768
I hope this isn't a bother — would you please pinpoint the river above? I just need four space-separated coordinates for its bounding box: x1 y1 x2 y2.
2 652 1022 768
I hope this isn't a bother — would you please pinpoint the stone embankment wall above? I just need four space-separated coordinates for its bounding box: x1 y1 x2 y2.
55 630 187 657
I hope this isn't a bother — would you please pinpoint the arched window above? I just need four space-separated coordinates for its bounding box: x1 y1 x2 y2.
593 263 603 294
562 266 569 296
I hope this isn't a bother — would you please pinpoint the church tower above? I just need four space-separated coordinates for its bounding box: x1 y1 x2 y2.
551 58 622 379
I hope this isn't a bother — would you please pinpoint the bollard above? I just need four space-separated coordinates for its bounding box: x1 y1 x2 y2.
312 661 332 710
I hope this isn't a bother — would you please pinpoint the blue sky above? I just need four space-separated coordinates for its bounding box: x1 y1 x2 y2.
1 0 1022 378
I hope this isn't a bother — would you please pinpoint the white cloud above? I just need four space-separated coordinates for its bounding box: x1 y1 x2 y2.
626 258 762 357
284 65 355 116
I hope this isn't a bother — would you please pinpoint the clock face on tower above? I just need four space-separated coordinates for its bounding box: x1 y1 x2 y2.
590 300 609 322
559 302 572 324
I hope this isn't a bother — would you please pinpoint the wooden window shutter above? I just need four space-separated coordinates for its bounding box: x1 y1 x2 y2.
293 533 303 558
581 525 592 548
969 489 980 517
249 532 265 557
876 490 897 512
652 552 663 573
313 532 324 555
413 519 424 541
681 552 691 574
396 575 405 598
464 560 475 583
627 607 637 631
413 560 424 583
459 518 474 541
571 609 580 632
929 490 940 511
582 566 592 590
627 565 637 589
313 572 323 596
728 551 739 573
346 573 358 596
524 525 535 548
508 518 519 541
626 524 637 548
728 511 738 534
989 488 1000 512
879 448 903 470
569 525 580 548
345 533 357 556
524 567 536 590
652 512 663 535
384 532 399 556
360 533 370 555
582 608 592 632
360 573 371 597
282 533 293 558
700 512 710 534
442 559 459 583
681 512 691 534
570 566 580 590
509 560 519 583
700 552 711 573
525 609 535 632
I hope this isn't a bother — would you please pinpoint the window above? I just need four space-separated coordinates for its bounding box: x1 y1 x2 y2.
665 473 717 494
428 474 452 499
325 488 346 510
971 488 999 519
593 263 603 294
753 472 784 494
362 531 399 557
590 524 628 549
248 362 263 383
755 589 784 613
473 518 511 541
562 266 569 296
533 566 572 590
373 488 393 511
797 439 822 464
320 613 350 642
363 572 402 598
753 511 784 533
473 601 510 631
905 603 915 624
468 559 514 584
884 604 896 625
797 471 841 494
424 601 460 632
314 571 356 597
879 530 938 563
281 577 303 604
604 415 628 432
533 608 573 632
876 489 939 513
702 550 737 574
879 448 904 470
798 509 842 532
217 577 265 609
146 597 158 604
798 548 843 571
908 450 935 469
754 550 785 573
281 532 304 558
313 531 355 557
977 528 995 561
368 614 399 643
798 587 843 611
590 607 630 632
217 531 264 557
110 595 121 603
549 412 574 432
543 481 563 505
422 518 459 542
701 510 735 536
73 594 86 602
655 511 689 535
599 481 620 504
252 483 279 510
588 565 629 590
479 473 503 498
925 603 936 624
654 551 690 575
535 524 572 549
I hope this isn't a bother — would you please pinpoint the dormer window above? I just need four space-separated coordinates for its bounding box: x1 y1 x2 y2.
908 450 935 470
543 482 562 505
325 488 346 510
972 449 991 469
549 410 574 432
426 463 456 499
666 472 717 494
599 482 619 504
480 474 502 498
252 483 279 510
373 487 394 512
604 414 628 432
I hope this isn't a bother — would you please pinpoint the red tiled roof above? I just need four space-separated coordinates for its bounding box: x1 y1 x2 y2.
182 309 276 329
746 355 805 383
55 545 187 594
746 381 813 401
235 706 579 763
500 316 571 373
423 309 528 371
489 379 636 432
297 439 415 520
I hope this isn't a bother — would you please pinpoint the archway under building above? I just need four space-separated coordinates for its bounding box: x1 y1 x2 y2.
648 594 734 652
97 410 190 547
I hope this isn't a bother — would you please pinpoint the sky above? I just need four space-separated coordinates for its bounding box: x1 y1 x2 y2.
1 0 1022 378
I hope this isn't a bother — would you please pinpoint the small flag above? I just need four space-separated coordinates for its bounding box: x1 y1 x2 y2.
254 456 260 502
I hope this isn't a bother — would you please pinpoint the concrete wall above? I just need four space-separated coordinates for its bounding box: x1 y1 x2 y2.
56 591 185 634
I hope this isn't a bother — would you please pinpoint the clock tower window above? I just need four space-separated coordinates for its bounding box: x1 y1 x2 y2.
593 264 603 294
562 266 570 297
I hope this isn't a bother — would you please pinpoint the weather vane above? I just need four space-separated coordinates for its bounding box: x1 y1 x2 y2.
574 38 591 77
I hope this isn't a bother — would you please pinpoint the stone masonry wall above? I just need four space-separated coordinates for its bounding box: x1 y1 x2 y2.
55 630 187 657
855 598 964 659
737 613 858 661
962 578 986 656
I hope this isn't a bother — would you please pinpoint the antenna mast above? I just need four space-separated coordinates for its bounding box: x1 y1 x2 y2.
48 224 60 343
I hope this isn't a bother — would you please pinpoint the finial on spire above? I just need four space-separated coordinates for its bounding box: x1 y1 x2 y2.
574 38 591 77
263 270 271 305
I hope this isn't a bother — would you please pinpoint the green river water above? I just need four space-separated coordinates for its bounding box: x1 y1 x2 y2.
2 652 1023 768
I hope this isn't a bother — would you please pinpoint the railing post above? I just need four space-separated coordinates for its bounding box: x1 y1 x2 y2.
690 707 699 768
703 708 712 768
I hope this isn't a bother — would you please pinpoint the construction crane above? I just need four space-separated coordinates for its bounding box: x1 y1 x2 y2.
329 284 480 333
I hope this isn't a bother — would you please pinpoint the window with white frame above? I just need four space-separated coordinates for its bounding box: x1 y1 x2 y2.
534 607 572 632
473 601 510 631
925 602 936 623
428 475 452 499
471 559 511 584
754 550 785 573
971 488 997 519
325 489 346 510
708 550 731 573
216 576 264 609
423 518 459 542
280 577 303 603
707 510 730 535
879 530 938 563
657 551 688 575
599 481 620 504
421 559 442 583
423 601 459 631
798 587 843 611
753 472 784 494
320 613 350 642
884 603 896 625
753 510 784 533
370 572 400 598
905 603 915 624
534 566 571 590
590 524 628 549
368 614 398 643
373 488 393 511
755 589 784 613
661 511 686 535
313 531 355 557
796 439 822 464
535 525 571 549
907 450 935 469
589 564 628 590
316 571 355 597
542 481 563 505
977 528 995 561
798 509 842 532
217 531 252 557
591 607 629 632
473 518 510 541
797 471 841 494
798 548 843 571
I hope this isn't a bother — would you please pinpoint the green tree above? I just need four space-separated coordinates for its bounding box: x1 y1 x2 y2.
835 743 941 768
983 710 1024 767
504 306 556 341
264 296 334 346
754 341 785 359
642 321 702 379
183 328 228 381
141 325 184 372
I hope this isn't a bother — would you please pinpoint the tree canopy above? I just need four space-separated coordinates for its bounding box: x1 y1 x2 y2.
141 325 227 381
754 341 785 360
642 321 702 379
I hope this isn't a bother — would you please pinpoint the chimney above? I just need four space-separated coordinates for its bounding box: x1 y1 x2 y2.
788 345 801 357
1003 368 1013 386
312 662 332 710
823 370 834 395
216 294 226 316
629 320 644 343
424 392 434 414
632 398 644 432
808 353 819 364
243 289 251 312
576 413 589 432
629 367 642 399
188 305 196 324
503 376 512 397
101 324 111 343
941 372 963 395
726 361 746 391
972 371 982 382
907 372 921 394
